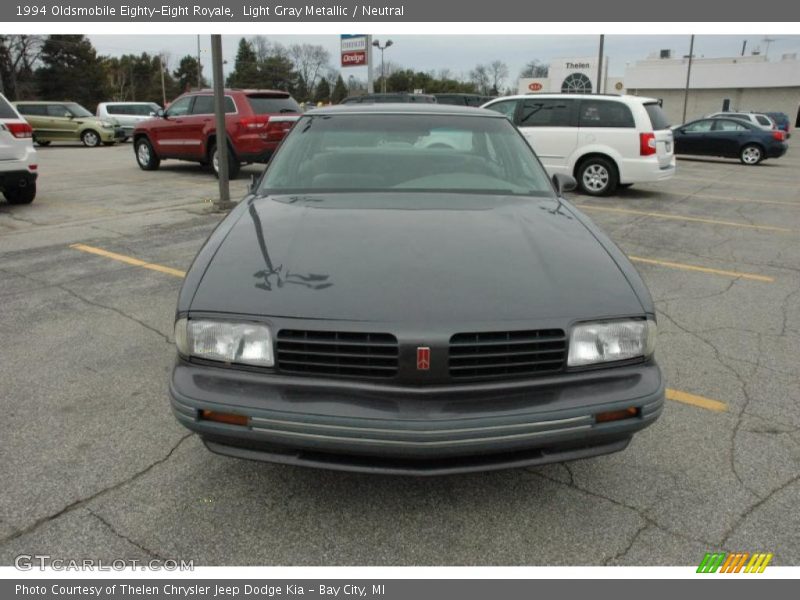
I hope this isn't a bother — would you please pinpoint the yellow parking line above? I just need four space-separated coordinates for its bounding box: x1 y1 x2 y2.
658 190 800 208
69 243 186 278
666 388 728 412
628 256 774 283
577 204 794 233
69 243 731 414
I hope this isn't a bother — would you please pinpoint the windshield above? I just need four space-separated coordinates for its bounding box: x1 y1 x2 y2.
65 103 93 118
259 114 553 197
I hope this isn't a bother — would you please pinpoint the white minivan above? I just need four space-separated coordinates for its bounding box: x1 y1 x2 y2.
482 94 676 196
96 101 161 141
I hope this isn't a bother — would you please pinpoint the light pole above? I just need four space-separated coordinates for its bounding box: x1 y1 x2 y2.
371 39 393 94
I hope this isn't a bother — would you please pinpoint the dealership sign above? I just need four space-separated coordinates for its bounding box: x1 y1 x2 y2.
528 82 543 91
341 34 369 67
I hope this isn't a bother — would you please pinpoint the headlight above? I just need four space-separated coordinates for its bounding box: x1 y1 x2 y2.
568 319 656 367
100 121 114 129
174 318 274 367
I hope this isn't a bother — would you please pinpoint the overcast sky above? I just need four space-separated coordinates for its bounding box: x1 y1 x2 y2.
89 34 800 82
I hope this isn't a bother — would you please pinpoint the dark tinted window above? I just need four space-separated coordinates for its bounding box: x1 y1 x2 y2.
106 104 131 115
0 97 20 118
755 115 771 126
684 120 714 132
644 103 671 129
579 100 634 128
246 95 300 114
16 104 46 116
47 104 69 117
189 95 237 114
435 95 467 106
519 99 574 127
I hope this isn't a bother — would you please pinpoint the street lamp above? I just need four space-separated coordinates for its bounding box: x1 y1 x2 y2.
372 39 393 94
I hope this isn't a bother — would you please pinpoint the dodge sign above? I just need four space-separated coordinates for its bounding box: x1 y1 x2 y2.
341 34 369 67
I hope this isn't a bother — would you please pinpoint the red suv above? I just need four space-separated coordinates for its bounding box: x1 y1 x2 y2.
133 89 300 178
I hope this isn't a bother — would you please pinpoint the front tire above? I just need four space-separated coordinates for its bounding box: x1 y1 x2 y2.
740 144 763 165
577 157 618 196
135 137 160 170
209 142 241 180
3 182 36 205
81 130 101 147
33 138 51 147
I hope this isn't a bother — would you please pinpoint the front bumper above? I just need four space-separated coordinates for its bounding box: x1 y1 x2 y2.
170 359 665 475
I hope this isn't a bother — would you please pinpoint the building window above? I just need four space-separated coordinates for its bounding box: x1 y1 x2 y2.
561 73 592 94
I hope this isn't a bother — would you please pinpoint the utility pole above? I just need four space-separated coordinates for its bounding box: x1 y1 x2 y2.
681 34 695 124
366 35 374 94
211 34 234 210
196 35 202 88
158 53 167 107
596 34 605 94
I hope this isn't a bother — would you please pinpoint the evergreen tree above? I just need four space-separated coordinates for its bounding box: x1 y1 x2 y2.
35 35 109 110
331 74 348 103
173 55 207 93
225 38 260 88
313 77 331 104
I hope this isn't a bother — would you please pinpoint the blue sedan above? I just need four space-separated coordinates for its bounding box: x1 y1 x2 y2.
673 117 788 165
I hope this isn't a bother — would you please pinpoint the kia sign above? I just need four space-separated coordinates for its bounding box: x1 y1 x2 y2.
341 34 369 67
528 82 543 91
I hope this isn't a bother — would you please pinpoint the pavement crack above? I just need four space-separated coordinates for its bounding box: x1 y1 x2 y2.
58 285 173 345
604 522 650 566
0 433 193 545
85 508 167 560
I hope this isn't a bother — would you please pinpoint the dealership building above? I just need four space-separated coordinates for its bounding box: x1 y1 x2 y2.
519 52 800 127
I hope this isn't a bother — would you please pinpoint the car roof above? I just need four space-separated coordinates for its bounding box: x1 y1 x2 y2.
304 103 503 117
486 93 659 104
188 88 290 95
99 101 158 105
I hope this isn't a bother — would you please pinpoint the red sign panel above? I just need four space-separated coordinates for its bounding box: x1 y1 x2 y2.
528 82 543 91
341 50 367 67
416 347 431 371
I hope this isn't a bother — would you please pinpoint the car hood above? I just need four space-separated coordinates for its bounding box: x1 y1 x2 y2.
188 193 644 324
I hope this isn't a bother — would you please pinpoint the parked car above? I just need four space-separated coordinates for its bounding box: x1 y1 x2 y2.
0 93 37 204
764 111 791 137
168 104 664 476
14 101 125 147
433 93 494 106
672 117 788 165
133 89 300 179
705 111 776 131
97 101 161 141
340 93 437 104
482 94 675 196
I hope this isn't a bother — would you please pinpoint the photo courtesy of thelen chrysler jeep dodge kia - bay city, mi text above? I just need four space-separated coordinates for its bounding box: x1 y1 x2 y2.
169 104 664 476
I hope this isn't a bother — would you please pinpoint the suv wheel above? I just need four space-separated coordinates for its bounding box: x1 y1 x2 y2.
135 138 160 170
577 157 618 196
81 130 101 147
33 137 51 147
210 142 241 180
740 144 763 165
3 181 36 205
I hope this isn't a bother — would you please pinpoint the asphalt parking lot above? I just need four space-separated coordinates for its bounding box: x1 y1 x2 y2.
1 140 799 566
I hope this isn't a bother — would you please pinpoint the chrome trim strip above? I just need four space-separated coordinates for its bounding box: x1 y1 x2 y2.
250 414 591 436
250 424 594 447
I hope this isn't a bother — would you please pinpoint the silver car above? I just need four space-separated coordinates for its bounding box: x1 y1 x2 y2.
96 102 161 141
705 111 777 131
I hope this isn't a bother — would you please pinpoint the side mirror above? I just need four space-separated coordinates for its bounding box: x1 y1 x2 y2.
64 112 73 119
552 173 577 196
156 109 166 118
148 111 156 117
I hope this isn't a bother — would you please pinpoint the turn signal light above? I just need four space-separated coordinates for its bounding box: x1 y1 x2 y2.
595 407 639 423
200 410 249 426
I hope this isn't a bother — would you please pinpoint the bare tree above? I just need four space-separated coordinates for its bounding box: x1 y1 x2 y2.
0 35 44 98
520 59 549 78
488 60 509 94
469 64 490 96
288 43 331 92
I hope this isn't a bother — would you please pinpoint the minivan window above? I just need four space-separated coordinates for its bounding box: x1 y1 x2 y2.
644 103 671 130
579 100 634 128
0 97 19 119
246 95 300 114
519 99 574 127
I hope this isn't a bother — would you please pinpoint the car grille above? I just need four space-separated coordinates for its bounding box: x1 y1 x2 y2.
276 330 399 379
449 329 567 380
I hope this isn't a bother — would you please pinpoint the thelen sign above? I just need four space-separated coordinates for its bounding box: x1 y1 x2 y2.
341 34 369 67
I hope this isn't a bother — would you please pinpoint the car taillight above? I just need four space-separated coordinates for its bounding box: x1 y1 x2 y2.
639 132 656 156
772 131 786 141
238 115 269 130
6 122 33 138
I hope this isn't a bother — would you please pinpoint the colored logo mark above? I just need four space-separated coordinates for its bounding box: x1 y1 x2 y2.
697 552 773 573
